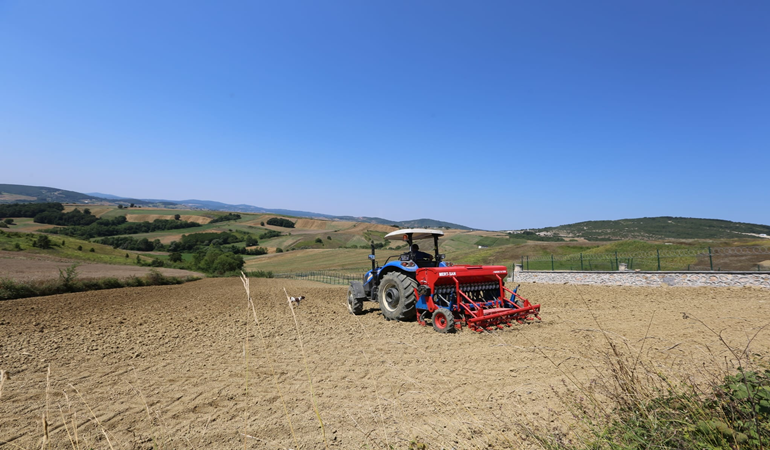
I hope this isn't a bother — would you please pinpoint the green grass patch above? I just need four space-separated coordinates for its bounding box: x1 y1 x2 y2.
534 341 770 450
0 230 141 265
0 266 200 301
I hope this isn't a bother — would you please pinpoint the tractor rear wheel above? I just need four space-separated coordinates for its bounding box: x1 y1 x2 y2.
378 273 417 321
432 308 455 333
347 285 364 315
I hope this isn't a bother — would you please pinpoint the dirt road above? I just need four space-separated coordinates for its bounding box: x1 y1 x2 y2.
1 279 769 449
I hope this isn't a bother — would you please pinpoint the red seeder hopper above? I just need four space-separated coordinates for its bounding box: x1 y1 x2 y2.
414 264 541 332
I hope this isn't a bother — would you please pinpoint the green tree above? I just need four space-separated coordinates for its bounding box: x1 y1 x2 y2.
3 218 13 225
260 221 265 226
275 247 283 253
89 247 95 252
315 237 323 244
210 253 244 274
245 235 258 246
169 252 183 263
267 217 295 228
35 234 52 249
174 214 181 220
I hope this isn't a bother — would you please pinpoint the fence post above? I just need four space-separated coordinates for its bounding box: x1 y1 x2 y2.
615 251 619 270
551 254 554 271
708 247 713 271
656 249 661 271
580 253 583 271
526 255 529 270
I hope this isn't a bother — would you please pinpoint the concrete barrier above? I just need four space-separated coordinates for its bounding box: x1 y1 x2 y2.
509 271 770 288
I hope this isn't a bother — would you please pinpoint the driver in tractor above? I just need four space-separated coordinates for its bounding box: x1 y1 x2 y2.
410 244 433 262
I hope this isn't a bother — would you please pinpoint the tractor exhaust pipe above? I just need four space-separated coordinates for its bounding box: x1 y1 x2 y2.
370 241 377 273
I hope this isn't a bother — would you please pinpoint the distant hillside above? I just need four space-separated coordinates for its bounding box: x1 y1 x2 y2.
4 184 472 230
527 217 770 241
0 184 108 204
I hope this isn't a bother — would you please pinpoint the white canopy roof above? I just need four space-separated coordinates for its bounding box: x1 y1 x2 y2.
384 228 445 241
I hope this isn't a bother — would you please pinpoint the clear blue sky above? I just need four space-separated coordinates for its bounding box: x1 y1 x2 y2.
1 1 768 230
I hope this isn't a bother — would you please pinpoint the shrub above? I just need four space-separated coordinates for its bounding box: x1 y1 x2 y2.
174 214 181 220
58 263 80 291
100 277 123 289
3 218 13 225
149 259 164 267
34 234 52 249
210 213 241 223
0 222 7 228
260 221 265 226
245 270 273 278
169 252 183 263
326 236 331 240
259 229 281 240
266 217 295 228
146 269 167 285
77 245 83 251
315 238 323 244
276 247 283 253
125 276 145 287
0 279 37 300
210 253 244 274
89 247 95 252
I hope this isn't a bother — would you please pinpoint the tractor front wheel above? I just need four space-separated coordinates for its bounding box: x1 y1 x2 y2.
347 285 364 315
432 308 455 333
378 273 417 321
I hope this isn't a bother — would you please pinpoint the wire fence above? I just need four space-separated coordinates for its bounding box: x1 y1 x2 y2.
274 270 361 285
268 246 770 284
518 246 770 272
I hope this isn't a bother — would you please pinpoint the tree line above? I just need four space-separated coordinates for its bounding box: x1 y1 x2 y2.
47 215 202 239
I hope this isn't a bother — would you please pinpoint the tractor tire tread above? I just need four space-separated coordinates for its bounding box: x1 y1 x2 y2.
347 285 364 315
378 272 417 321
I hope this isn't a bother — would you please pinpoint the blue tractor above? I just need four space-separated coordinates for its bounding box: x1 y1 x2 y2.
347 228 450 321
347 228 541 332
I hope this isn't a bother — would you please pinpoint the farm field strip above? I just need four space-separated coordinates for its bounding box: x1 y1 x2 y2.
1 279 768 448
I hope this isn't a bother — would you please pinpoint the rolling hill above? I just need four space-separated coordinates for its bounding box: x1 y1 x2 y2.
525 217 770 241
3 184 471 229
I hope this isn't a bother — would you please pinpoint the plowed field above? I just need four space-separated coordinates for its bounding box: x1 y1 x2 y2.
1 280 769 449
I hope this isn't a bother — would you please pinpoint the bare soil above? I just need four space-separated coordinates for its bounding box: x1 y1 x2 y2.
1 280 769 449
0 254 202 282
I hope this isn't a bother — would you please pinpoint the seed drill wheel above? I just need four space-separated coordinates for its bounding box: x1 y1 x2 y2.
431 308 455 333
378 272 417 321
347 285 363 315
